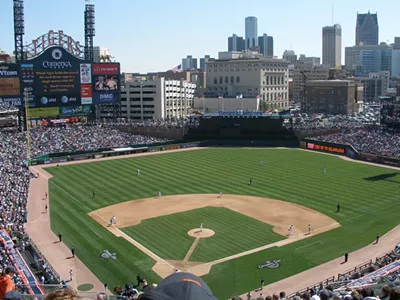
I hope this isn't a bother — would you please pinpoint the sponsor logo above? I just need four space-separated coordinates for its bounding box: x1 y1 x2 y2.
0 70 18 76
101 250 117 260
100 93 113 99
51 48 63 60
42 61 72 69
257 260 281 269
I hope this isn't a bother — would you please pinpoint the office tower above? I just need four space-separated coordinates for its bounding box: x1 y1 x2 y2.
245 16 258 49
228 34 245 52
283 50 297 64
200 55 214 70
356 12 379 46
258 34 274 56
182 55 198 70
322 24 342 68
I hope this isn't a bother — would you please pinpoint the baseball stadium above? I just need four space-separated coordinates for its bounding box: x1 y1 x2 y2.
1 1 400 300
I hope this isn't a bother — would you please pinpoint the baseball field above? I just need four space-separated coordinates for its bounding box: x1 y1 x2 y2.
44 148 400 299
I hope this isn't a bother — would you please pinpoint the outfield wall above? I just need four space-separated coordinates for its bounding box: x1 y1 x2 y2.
300 139 400 168
30 139 400 168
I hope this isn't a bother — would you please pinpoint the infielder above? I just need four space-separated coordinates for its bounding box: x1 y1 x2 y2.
218 191 222 198
109 216 116 227
157 191 162 197
69 269 73 281
200 223 203 232
288 224 294 235
308 224 311 234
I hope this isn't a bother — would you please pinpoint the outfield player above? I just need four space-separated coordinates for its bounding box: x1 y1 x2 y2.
323 167 327 173
137 169 141 176
260 160 263 166
249 178 252 185
92 190 96 198
200 223 203 232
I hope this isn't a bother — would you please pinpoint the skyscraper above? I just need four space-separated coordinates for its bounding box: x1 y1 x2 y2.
356 12 379 46
200 55 214 70
182 55 198 70
228 34 245 52
245 16 258 49
258 34 274 56
322 24 342 68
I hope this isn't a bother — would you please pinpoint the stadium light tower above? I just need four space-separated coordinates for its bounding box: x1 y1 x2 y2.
84 2 95 61
13 0 25 62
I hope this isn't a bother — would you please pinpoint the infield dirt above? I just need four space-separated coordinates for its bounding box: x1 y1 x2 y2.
89 194 340 278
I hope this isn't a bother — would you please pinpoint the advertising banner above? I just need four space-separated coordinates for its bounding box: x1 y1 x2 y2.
80 84 93 104
306 141 346 155
59 105 92 116
29 107 60 118
92 63 120 105
20 47 91 107
92 63 119 75
0 63 22 106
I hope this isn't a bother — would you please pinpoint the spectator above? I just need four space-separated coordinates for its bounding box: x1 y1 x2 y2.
0 266 16 298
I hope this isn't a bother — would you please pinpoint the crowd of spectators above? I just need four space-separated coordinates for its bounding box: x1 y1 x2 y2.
29 125 168 157
0 123 169 296
310 126 400 158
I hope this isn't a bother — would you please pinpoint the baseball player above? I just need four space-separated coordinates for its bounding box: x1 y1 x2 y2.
323 167 327 173
157 191 162 197
109 216 116 226
200 223 203 232
288 224 294 235
249 178 252 185
260 160 263 166
308 224 311 234
69 269 73 281
218 191 222 198
137 169 141 176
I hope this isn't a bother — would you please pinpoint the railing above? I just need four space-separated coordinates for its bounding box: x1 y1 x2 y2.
288 276 335 297
337 260 373 280
16 285 125 300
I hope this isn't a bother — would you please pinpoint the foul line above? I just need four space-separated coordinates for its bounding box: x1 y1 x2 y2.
50 180 175 271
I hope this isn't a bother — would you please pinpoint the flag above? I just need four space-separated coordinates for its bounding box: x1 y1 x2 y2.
171 64 182 73
239 94 243 98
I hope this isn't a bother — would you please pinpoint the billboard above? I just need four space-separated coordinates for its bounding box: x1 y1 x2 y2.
0 64 22 106
29 107 60 118
20 46 90 108
92 63 120 104
59 105 92 116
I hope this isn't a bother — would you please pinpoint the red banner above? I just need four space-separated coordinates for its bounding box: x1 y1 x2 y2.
92 64 119 75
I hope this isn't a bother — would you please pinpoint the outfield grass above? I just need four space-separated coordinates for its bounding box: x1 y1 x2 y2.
46 149 400 299
121 207 284 262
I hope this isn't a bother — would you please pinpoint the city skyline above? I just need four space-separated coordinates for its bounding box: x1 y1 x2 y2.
0 0 398 72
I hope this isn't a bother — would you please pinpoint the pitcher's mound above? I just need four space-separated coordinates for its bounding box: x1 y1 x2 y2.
188 228 215 238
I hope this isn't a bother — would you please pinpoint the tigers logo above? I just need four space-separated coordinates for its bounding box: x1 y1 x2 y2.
101 250 117 260
257 260 281 269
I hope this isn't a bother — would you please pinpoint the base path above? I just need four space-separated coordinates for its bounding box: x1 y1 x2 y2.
89 194 340 278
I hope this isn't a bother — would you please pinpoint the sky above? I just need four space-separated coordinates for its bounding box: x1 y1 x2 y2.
0 0 399 73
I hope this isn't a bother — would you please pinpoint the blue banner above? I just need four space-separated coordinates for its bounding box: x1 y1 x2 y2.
92 91 120 104
0 230 44 295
